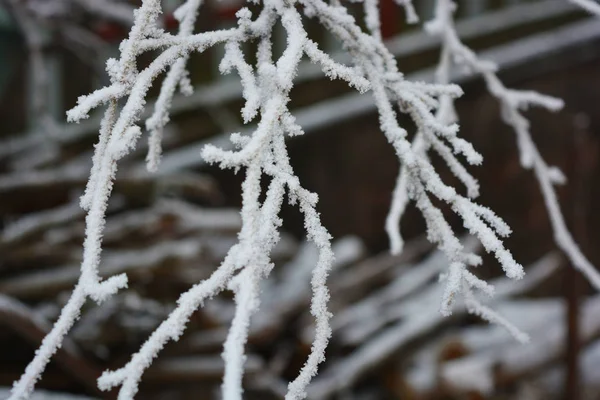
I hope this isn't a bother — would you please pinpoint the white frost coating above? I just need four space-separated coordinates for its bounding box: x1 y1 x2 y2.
12 0 586 398
424 0 600 290
383 0 539 340
439 295 600 394
221 268 262 400
395 0 419 23
363 0 382 41
309 253 558 398
145 0 202 172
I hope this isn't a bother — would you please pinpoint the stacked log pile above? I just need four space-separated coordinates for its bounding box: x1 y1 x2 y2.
0 133 598 399
1 1 600 399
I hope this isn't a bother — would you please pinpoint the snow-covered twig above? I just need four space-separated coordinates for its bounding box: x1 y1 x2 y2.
441 295 600 394
12 0 575 398
383 0 527 338
144 0 201 172
395 0 419 23
309 252 560 398
421 0 600 290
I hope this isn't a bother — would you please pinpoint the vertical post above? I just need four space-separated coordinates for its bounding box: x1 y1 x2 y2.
565 113 595 400
25 27 52 131
462 0 490 18
565 250 580 400
416 0 435 21
46 52 63 123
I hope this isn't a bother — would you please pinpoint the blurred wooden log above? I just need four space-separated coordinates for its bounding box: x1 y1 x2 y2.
0 294 105 397
146 355 263 382
440 296 600 395
0 239 204 298
308 252 562 398
329 236 431 304
0 170 220 214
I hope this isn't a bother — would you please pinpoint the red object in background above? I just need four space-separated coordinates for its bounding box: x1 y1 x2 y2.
94 14 178 42
94 21 127 42
164 13 179 30
380 0 399 38
211 0 244 22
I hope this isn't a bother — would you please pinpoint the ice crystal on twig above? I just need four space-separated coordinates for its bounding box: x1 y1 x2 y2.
13 0 596 399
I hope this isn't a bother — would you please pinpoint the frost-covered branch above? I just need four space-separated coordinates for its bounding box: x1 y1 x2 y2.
422 0 600 290
395 0 419 23
438 295 600 395
308 251 561 398
144 0 200 172
12 0 582 398
379 0 526 338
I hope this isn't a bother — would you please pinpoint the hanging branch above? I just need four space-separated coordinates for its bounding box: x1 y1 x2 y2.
12 0 586 399
417 0 600 290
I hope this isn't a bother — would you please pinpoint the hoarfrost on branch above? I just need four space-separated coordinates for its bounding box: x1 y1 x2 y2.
9 0 600 399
